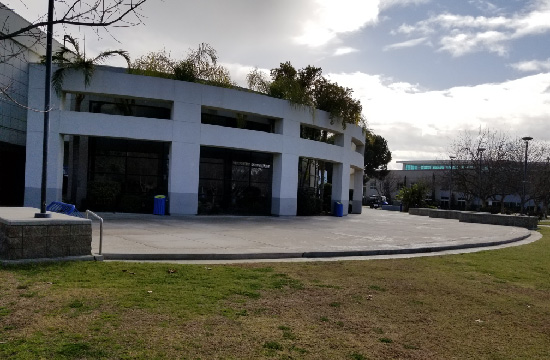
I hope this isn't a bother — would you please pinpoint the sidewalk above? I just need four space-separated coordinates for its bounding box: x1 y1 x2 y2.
90 208 538 262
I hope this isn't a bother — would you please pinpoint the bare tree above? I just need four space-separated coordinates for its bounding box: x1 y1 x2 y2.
371 171 399 204
1 1 147 42
448 128 549 213
1 1 148 108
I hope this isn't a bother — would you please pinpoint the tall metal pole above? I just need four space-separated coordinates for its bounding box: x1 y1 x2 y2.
477 148 485 212
521 136 533 215
35 0 55 218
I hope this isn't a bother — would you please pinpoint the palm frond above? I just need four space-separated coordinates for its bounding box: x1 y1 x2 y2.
93 50 131 67
51 68 66 96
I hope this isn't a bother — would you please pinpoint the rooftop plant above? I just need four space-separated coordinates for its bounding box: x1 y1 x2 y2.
247 62 366 130
47 35 130 111
130 43 235 88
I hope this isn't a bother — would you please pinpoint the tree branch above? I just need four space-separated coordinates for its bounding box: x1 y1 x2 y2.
0 82 53 113
0 1 147 41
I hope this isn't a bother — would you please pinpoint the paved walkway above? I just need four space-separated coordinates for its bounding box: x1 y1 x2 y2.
91 209 539 262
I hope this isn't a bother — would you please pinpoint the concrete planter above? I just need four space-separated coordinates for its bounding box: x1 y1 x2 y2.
0 207 92 260
408 208 538 230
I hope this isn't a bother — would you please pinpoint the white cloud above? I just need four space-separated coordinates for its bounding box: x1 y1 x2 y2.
469 0 501 14
333 47 359 56
294 0 380 47
327 71 550 165
380 0 431 11
439 30 509 57
510 58 550 72
392 2 550 56
383 37 429 51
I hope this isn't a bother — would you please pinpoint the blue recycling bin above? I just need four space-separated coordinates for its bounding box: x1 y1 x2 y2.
334 201 344 217
153 195 166 215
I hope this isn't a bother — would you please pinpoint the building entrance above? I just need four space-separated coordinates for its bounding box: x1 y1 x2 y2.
198 147 272 215
86 137 169 213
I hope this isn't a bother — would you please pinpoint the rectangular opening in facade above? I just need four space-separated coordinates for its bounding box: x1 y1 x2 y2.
297 157 333 215
201 107 276 133
352 137 364 154
86 137 169 213
300 124 340 145
65 92 172 119
199 146 273 215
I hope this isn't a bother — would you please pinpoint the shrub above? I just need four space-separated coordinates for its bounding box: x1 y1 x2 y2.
297 188 323 216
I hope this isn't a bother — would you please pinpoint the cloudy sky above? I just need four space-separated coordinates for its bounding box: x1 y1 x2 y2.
8 0 550 168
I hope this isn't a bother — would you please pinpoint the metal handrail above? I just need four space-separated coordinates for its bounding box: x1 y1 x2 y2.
86 210 104 255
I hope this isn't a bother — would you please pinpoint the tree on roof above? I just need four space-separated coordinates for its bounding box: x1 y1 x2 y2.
48 35 130 111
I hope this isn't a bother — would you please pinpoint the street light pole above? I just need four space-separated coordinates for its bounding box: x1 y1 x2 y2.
521 136 533 215
35 0 55 218
449 155 456 210
477 148 485 211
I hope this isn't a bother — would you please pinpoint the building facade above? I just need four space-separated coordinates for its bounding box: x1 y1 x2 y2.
23 64 365 216
364 160 531 211
0 5 61 205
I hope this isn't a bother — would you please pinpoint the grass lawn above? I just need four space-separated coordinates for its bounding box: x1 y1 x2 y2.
1 228 549 359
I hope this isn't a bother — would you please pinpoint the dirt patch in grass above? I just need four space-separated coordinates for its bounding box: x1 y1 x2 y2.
1 229 550 359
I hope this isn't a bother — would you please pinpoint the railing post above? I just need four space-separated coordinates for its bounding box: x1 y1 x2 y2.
86 210 104 255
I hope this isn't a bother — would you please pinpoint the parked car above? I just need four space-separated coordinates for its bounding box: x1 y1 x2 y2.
366 195 387 209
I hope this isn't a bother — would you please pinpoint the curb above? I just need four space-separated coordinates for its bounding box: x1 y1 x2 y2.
100 233 532 261
1 255 100 266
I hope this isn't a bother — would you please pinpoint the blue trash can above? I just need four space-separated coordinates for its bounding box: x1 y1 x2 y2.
334 202 344 217
153 195 166 215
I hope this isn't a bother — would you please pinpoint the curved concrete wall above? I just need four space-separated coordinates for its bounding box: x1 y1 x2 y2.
24 65 365 216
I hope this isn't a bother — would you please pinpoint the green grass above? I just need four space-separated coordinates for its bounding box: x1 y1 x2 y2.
1 228 550 359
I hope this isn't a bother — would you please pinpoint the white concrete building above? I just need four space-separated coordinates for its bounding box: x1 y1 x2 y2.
24 64 365 216
0 4 61 206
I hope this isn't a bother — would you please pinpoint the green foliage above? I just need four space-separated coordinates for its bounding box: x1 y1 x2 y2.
246 67 271 93
364 132 392 179
48 35 130 98
396 182 429 211
297 188 323 215
129 48 174 78
314 77 363 128
172 59 196 82
247 61 365 129
263 341 283 350
131 43 235 88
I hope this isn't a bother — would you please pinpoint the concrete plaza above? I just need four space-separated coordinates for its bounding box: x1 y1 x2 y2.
90 208 539 262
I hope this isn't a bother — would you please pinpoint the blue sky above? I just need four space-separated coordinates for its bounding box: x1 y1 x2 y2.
7 0 550 168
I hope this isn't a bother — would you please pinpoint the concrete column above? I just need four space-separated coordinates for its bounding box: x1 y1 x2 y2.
351 167 364 214
24 130 44 207
331 162 350 215
271 153 298 215
168 141 200 215
75 136 88 208
47 133 65 204
24 130 64 207
168 101 201 215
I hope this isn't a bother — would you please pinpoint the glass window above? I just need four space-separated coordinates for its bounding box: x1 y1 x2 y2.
199 146 272 215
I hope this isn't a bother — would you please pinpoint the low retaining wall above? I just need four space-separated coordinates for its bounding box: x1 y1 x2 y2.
0 207 92 260
381 205 401 212
408 208 538 230
426 209 463 220
408 208 431 216
458 212 538 230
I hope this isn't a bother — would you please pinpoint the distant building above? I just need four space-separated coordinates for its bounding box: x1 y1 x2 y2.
364 160 530 210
